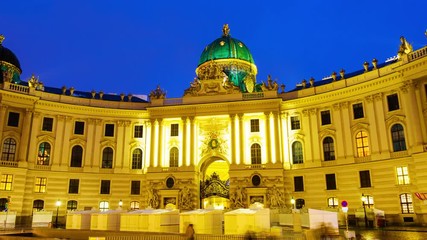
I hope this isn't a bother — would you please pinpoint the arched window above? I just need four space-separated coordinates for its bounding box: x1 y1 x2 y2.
33 199 44 212
37 142 51 165
2 138 16 161
130 201 140 210
169 147 179 167
99 201 109 212
391 124 406 152
323 137 335 161
356 131 370 157
70 145 83 167
292 141 303 164
327 197 338 208
67 200 78 211
400 193 414 214
102 147 113 169
251 143 262 164
132 148 143 169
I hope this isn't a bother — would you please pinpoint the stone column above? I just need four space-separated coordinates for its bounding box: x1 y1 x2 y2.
27 112 42 164
280 112 289 166
365 95 380 155
340 102 353 158
151 119 159 167
273 112 281 164
122 121 131 169
400 81 423 149
190 117 196 166
414 82 427 143
61 116 73 166
157 119 164 167
145 120 152 168
91 119 103 168
333 104 345 159
85 118 96 167
18 109 33 162
373 93 388 153
0 105 8 141
53 115 65 166
309 108 319 163
230 114 236 165
115 121 125 168
238 114 244 165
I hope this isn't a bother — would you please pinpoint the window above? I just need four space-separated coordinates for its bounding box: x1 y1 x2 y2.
100 180 111 194
130 201 140 210
2 138 16 161
353 103 364 119
171 123 179 137
397 166 410 185
132 149 143 169
67 200 78 211
131 180 141 195
250 143 262 164
323 137 335 161
290 116 300 130
356 131 370 157
0 174 13 191
295 199 305 209
104 123 115 137
33 200 44 212
37 142 51 165
34 177 47 193
74 121 85 135
359 170 371 188
99 201 109 212
70 145 83 167
134 125 143 138
292 141 303 164
102 147 113 168
400 193 414 214
321 110 331 125
387 93 400 111
294 176 304 192
68 179 79 194
362 195 374 208
328 197 339 208
7 112 19 127
169 147 179 167
42 117 54 131
391 124 406 152
325 174 337 190
0 198 8 211
250 119 260 132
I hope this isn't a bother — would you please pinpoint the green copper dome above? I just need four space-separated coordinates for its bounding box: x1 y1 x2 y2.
198 26 254 66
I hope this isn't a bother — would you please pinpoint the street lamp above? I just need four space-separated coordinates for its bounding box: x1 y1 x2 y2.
291 197 296 210
55 200 61 228
118 199 123 209
361 194 368 228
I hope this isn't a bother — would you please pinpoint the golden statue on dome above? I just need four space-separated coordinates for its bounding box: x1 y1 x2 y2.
222 24 230 37
0 34 5 44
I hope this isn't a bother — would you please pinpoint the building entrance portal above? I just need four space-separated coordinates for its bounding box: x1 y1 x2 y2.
199 159 230 209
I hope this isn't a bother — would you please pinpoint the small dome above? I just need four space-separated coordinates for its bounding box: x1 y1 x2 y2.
0 35 22 73
198 25 254 66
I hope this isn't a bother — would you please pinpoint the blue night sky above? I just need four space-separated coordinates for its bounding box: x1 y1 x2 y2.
1 1 426 98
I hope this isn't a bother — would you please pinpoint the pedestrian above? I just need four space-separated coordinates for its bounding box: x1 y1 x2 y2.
185 223 195 240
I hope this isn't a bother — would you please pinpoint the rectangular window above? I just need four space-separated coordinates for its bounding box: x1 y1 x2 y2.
359 170 371 188
353 103 364 119
250 119 260 132
325 173 337 190
68 179 79 194
400 194 414 214
134 125 144 138
34 177 47 193
74 121 85 135
104 124 115 137
397 166 410 185
7 112 20 127
100 180 111 194
294 176 304 192
387 93 400 111
42 117 54 131
290 116 300 130
0 174 13 191
328 197 338 208
321 110 331 125
171 123 179 137
131 180 141 195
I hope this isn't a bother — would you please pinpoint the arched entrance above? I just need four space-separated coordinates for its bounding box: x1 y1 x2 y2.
199 159 230 209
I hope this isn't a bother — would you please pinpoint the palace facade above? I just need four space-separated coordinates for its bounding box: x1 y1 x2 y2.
1 26 427 226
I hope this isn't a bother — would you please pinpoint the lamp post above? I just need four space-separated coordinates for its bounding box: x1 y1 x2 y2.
55 200 61 228
290 197 295 211
118 199 123 210
361 194 368 228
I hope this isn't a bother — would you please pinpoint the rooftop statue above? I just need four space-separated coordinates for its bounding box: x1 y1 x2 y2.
222 24 230 37
261 75 279 91
398 36 413 59
149 85 166 99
